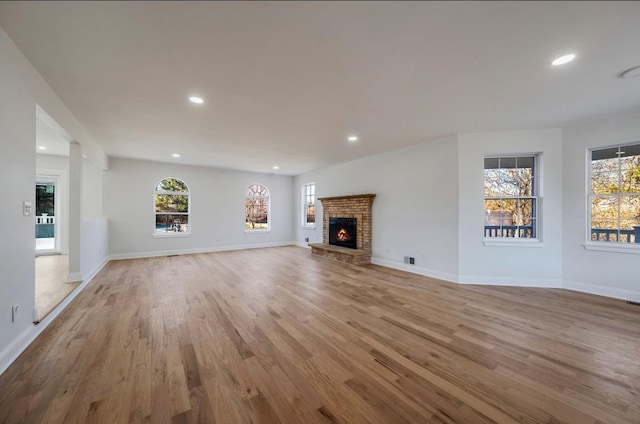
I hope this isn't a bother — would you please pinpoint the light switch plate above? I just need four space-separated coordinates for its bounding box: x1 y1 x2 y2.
23 201 32 216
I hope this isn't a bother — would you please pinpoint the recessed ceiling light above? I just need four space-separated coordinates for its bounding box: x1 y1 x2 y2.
551 54 576 66
172 153 181 158
189 96 204 104
348 135 358 142
273 165 280 170
37 146 46 150
620 65 640 79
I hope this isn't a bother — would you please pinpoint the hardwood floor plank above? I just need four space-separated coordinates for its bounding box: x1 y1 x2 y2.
1 246 639 423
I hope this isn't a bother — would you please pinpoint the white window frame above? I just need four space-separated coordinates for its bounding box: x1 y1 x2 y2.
483 154 541 246
245 183 271 233
302 182 316 228
585 142 640 254
153 177 191 238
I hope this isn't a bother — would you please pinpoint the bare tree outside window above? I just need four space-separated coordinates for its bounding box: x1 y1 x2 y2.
590 143 640 243
484 156 537 238
245 184 270 231
303 183 315 226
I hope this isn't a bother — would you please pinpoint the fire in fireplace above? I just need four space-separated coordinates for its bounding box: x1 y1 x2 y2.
329 217 357 249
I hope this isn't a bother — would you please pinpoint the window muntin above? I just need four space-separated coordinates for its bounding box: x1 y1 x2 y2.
155 177 190 234
484 156 537 239
590 143 640 244
303 183 315 226
245 184 270 231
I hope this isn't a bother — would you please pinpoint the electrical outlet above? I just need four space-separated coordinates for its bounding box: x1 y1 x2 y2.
11 304 19 322
305 237 309 242
409 257 415 265
403 256 409 264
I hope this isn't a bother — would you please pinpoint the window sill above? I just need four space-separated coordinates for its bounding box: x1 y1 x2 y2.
245 229 271 234
583 242 640 255
153 233 191 239
302 225 316 229
483 239 544 248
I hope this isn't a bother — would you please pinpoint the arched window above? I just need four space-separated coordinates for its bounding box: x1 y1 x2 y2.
155 177 190 234
245 184 270 231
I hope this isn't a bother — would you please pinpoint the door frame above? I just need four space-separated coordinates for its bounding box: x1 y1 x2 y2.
36 170 65 255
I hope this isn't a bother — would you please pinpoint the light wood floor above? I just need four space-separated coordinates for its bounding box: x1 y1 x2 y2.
2 246 639 423
35 254 79 322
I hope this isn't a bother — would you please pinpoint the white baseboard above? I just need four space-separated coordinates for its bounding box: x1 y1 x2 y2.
295 242 311 249
563 280 640 302
371 257 459 283
458 274 563 288
371 258 563 289
0 258 109 376
108 241 296 261
83 257 109 284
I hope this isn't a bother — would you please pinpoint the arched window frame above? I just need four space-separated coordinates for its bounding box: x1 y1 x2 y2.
154 177 191 237
245 183 270 232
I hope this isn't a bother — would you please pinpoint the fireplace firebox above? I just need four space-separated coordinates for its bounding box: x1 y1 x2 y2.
329 217 357 249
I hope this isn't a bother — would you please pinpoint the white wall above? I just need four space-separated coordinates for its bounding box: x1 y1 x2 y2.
104 157 294 258
82 157 103 221
0 25 108 374
563 108 640 301
0 24 37 366
458 129 564 287
80 157 108 280
36 153 69 253
294 135 460 280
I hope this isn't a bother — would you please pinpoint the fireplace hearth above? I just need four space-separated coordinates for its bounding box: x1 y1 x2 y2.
329 217 357 249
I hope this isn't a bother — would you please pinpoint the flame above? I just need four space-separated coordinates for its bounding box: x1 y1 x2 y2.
337 228 349 241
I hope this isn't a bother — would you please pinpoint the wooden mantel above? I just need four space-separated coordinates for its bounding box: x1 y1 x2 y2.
311 193 376 265
317 194 376 202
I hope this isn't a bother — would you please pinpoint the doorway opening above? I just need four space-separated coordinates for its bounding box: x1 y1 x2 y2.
35 105 76 322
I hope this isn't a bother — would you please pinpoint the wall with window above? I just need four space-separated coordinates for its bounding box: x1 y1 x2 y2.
563 108 640 300
294 135 460 280
105 157 294 258
458 129 563 286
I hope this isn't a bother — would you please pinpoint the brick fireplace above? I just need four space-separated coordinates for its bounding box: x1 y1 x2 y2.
309 193 375 265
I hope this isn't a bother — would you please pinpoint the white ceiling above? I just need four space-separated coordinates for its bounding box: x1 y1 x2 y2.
2 1 640 175
36 105 70 157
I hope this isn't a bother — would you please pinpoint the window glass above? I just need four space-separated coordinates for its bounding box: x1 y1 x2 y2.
155 177 190 234
246 184 270 231
484 155 537 239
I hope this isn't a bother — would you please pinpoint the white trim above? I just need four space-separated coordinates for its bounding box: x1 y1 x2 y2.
244 229 271 234
564 280 640 302
36 169 67 254
583 242 640 254
459 274 562 288
108 241 296 260
153 232 191 239
483 239 545 247
296 242 311 249
371 257 459 284
0 258 108 376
